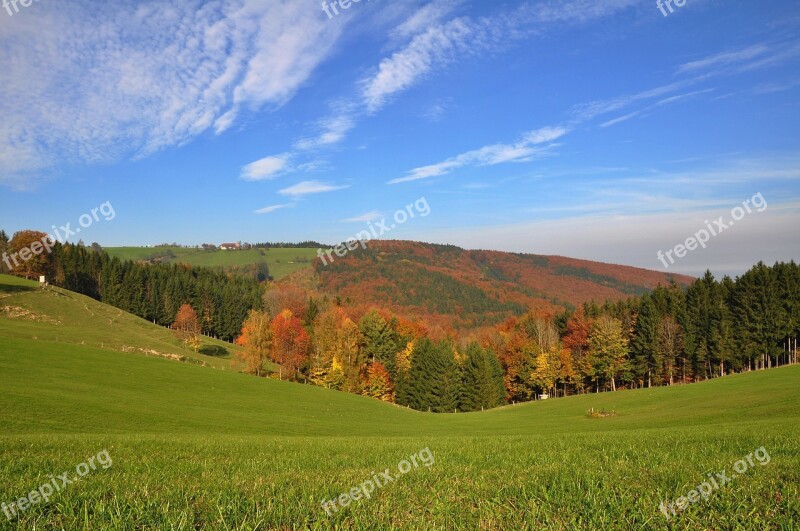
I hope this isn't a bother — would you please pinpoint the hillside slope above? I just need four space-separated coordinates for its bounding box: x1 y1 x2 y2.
2 312 797 529
0 274 258 370
313 240 694 329
2 333 798 437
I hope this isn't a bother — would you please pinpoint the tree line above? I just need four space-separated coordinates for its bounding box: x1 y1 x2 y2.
0 230 263 341
2 228 797 412
234 261 799 411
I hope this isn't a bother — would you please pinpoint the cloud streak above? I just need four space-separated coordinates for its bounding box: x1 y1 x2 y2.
389 126 568 184
0 0 343 187
279 180 350 197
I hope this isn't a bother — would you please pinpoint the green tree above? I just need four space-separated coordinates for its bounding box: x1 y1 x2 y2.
460 343 505 411
630 295 659 387
359 310 402 376
731 262 785 370
399 339 461 412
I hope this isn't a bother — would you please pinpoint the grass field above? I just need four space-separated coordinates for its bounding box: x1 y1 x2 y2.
104 247 318 280
1 278 799 529
0 274 269 371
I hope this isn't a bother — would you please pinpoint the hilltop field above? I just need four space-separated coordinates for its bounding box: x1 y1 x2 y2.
105 246 319 280
1 275 798 529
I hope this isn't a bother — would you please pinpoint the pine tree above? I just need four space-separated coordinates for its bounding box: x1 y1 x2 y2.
631 295 659 387
460 343 505 411
359 310 402 377
401 339 461 412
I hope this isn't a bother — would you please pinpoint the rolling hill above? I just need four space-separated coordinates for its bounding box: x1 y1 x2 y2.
0 276 797 528
311 240 695 329
0 274 273 371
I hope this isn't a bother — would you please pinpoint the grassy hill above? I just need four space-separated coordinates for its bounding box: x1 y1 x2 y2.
1 280 797 528
313 240 695 329
105 246 318 280
0 274 267 371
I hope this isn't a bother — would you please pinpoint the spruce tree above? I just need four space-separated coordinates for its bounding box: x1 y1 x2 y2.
402 339 461 412
460 343 505 411
631 295 659 387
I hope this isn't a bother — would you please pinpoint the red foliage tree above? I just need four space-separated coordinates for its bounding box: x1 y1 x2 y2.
271 309 310 379
364 361 394 402
562 308 592 390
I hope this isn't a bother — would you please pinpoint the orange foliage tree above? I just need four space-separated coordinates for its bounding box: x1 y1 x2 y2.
271 309 310 380
7 230 53 280
173 303 201 352
234 309 272 376
364 361 394 402
562 308 592 391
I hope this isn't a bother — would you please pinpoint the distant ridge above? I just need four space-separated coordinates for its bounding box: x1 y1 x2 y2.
312 240 694 330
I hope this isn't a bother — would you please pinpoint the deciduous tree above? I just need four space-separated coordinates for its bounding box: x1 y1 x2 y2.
234 309 272 376
173 303 201 351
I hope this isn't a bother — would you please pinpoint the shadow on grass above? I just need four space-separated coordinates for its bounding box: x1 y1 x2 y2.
199 345 229 357
0 283 38 295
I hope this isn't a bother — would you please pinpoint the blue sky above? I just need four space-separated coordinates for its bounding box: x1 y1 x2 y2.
1 0 799 276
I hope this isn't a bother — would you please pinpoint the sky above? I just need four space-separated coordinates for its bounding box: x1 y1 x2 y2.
1 0 799 277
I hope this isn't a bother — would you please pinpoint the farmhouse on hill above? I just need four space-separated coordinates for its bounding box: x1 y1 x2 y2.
219 242 240 251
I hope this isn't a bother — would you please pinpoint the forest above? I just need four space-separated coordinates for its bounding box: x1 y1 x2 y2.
0 230 263 341
2 229 797 412
231 261 799 411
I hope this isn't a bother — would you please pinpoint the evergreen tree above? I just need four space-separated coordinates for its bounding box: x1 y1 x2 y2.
400 339 461 412
731 262 785 370
630 295 659 387
359 310 402 376
460 343 505 411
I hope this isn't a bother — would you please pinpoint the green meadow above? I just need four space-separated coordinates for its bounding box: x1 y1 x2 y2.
104 247 318 280
1 275 798 529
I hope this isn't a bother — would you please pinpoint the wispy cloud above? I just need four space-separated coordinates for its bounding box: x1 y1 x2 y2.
676 44 771 75
571 81 690 122
342 210 382 223
599 88 715 128
389 126 568 184
254 203 293 215
293 103 357 151
600 111 641 128
0 1 344 186
362 17 479 113
240 154 291 181
279 180 350 197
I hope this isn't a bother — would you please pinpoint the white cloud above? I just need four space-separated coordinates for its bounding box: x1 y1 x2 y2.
342 210 383 223
361 17 479 113
0 0 344 186
570 81 690 122
240 154 291 181
254 203 293 215
279 180 350 197
676 44 771 75
361 0 641 114
293 106 356 151
389 126 568 184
